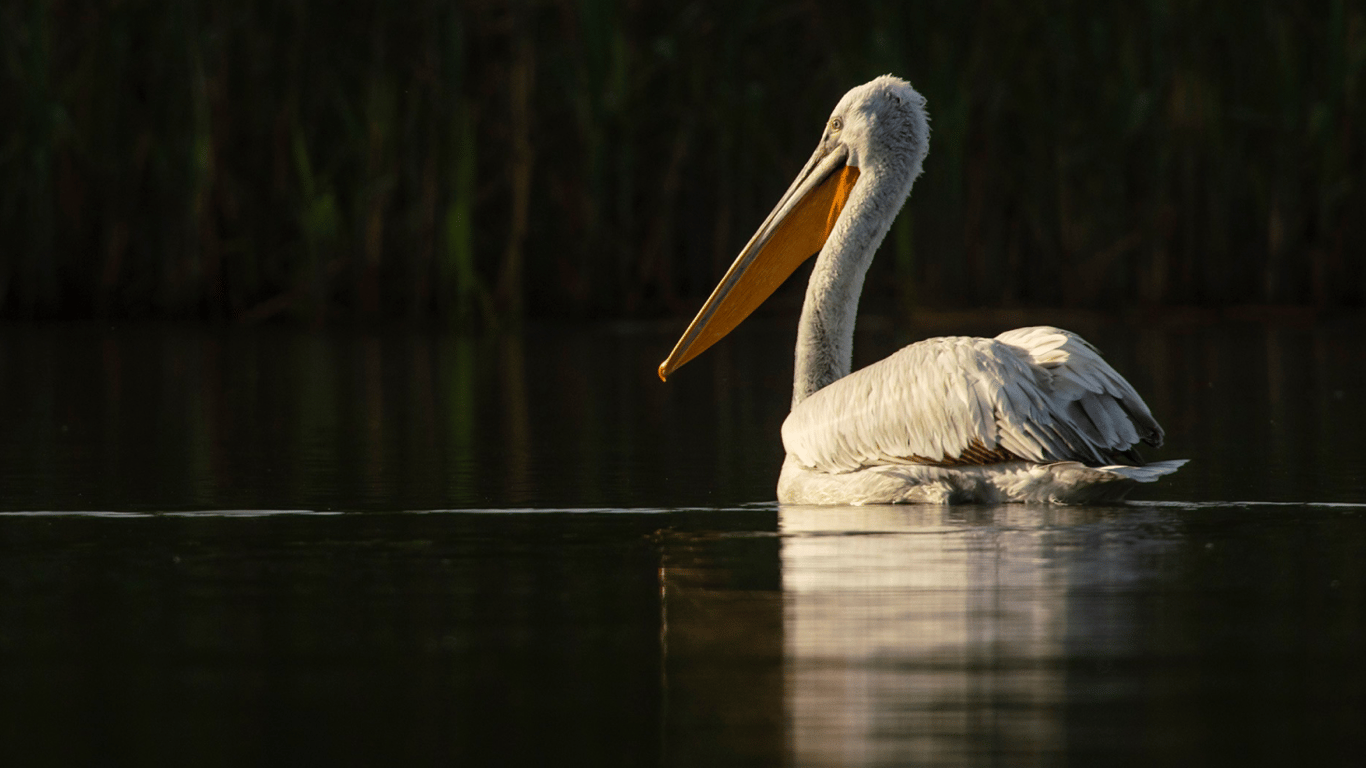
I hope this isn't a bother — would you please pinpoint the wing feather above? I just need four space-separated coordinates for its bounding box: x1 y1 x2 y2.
996 326 1163 448
781 326 1163 473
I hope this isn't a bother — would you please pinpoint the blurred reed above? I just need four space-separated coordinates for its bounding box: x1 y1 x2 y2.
1 0 1362 323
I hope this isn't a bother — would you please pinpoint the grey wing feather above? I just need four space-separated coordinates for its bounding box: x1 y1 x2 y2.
782 326 1162 473
994 326 1163 450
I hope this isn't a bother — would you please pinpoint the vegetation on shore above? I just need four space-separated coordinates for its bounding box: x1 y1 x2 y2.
3 1 1362 323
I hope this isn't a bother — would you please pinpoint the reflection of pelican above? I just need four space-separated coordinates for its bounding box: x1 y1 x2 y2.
778 504 1072 763
659 76 1184 504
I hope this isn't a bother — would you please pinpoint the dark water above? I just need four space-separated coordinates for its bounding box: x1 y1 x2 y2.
1 315 1364 766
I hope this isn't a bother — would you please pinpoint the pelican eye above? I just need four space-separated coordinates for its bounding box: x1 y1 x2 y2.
830 117 843 132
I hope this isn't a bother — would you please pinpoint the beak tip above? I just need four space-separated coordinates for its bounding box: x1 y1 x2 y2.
657 362 670 382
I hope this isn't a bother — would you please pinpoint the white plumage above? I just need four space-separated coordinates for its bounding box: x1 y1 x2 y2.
779 326 1185 504
660 76 1184 504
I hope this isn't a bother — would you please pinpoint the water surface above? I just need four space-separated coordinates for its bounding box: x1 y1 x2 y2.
1 316 1363 765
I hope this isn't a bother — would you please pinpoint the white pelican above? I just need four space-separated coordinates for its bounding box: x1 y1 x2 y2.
659 75 1185 504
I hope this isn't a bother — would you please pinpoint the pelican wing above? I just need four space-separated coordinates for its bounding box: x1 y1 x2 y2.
781 326 1162 473
994 326 1163 450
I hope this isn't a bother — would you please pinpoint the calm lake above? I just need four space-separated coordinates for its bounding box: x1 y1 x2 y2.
1 313 1363 766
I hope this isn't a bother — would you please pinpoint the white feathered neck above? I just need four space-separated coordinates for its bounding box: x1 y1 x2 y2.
792 76 931 406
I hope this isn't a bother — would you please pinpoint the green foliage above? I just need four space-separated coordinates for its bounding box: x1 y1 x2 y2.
1 0 1363 322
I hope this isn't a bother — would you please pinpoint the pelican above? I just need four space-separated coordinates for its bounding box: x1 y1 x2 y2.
658 75 1185 504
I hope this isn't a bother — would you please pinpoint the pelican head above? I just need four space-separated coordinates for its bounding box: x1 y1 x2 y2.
659 75 930 381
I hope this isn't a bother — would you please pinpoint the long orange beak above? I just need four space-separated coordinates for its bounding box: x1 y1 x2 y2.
658 146 859 381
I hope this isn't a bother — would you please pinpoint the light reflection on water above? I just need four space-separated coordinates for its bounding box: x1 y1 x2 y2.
660 500 1365 766
780 505 1075 766
2 315 1365 765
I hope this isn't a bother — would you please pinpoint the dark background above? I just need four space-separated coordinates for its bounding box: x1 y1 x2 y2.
4 0 1362 324
3 7 1365 765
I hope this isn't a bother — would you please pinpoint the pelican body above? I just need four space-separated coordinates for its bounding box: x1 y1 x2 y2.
660 76 1184 504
